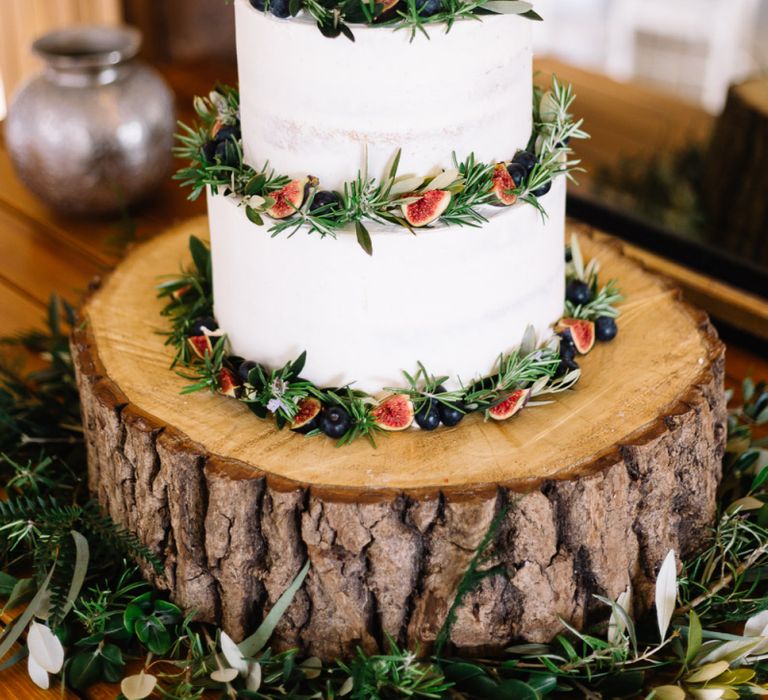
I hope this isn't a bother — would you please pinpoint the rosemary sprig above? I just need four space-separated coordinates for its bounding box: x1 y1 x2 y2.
564 234 624 320
174 75 588 254
178 336 228 394
386 363 467 414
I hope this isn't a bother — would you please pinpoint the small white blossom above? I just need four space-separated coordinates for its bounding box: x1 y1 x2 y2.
267 398 287 415
27 621 64 673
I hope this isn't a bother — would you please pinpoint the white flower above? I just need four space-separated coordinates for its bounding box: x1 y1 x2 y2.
221 632 248 675
26 621 64 689
267 398 287 414
741 609 768 658
27 655 50 690
219 631 262 692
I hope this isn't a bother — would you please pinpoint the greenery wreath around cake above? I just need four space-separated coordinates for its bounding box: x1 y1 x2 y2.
156 234 622 446
174 75 588 255
3 293 768 697
236 0 542 41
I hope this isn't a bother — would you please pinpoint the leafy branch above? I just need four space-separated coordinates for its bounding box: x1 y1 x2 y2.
174 75 587 254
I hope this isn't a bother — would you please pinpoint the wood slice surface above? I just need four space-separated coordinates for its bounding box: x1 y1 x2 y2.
703 77 768 262
71 218 726 659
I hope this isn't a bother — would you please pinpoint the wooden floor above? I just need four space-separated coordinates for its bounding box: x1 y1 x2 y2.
0 58 766 698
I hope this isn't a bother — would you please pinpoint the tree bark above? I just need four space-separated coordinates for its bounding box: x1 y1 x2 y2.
703 77 768 263
72 221 726 660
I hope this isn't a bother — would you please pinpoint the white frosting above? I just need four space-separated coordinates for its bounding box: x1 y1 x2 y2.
235 0 533 190
208 178 566 393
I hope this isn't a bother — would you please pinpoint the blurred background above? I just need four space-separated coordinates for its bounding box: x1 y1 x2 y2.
2 0 766 116
0 0 766 341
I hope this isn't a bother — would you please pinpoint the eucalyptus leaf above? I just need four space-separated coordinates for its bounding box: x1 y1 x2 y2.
211 667 239 683
0 647 26 673
121 672 157 700
0 563 55 661
239 559 310 657
0 571 18 598
60 530 89 620
68 649 104 690
246 661 262 691
2 577 35 614
221 630 248 674
495 679 539 700
443 662 486 682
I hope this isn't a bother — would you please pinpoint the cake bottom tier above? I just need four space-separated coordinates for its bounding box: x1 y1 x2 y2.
208 179 566 394
72 221 726 659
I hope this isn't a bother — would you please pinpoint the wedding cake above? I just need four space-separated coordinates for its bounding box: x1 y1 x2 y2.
73 0 726 660
199 0 579 396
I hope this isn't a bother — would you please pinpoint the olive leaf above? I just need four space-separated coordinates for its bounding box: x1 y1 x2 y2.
355 221 373 256
655 549 677 642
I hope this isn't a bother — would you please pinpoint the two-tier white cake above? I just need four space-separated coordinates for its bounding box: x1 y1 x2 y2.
207 0 567 393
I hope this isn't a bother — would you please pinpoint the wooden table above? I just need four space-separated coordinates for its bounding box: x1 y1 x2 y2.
0 58 766 698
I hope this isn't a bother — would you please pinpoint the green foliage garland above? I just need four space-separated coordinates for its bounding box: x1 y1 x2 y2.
1 296 768 698
157 235 622 445
234 0 543 42
174 76 588 255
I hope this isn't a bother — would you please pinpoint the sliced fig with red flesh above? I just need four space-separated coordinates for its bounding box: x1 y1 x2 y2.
489 388 530 421
377 0 399 12
402 190 451 227
371 394 414 431
171 284 192 302
290 397 323 434
218 368 240 397
491 163 517 206
556 318 596 355
188 335 213 360
266 178 309 219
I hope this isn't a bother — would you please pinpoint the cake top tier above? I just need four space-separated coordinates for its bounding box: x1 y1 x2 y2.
243 0 540 41
236 0 536 190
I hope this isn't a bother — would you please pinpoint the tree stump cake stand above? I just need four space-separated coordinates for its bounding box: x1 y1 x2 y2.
71 219 726 660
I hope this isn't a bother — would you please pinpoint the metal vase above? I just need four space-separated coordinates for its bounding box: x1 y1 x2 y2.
5 25 176 215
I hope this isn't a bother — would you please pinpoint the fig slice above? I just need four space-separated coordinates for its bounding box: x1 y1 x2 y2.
488 388 530 421
218 368 240 397
266 178 309 219
378 0 399 12
556 318 596 355
290 397 323 434
371 394 414 431
402 190 451 227
188 335 213 360
491 163 517 206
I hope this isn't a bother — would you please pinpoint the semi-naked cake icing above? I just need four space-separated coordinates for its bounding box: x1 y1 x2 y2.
207 0 568 392
235 2 533 189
